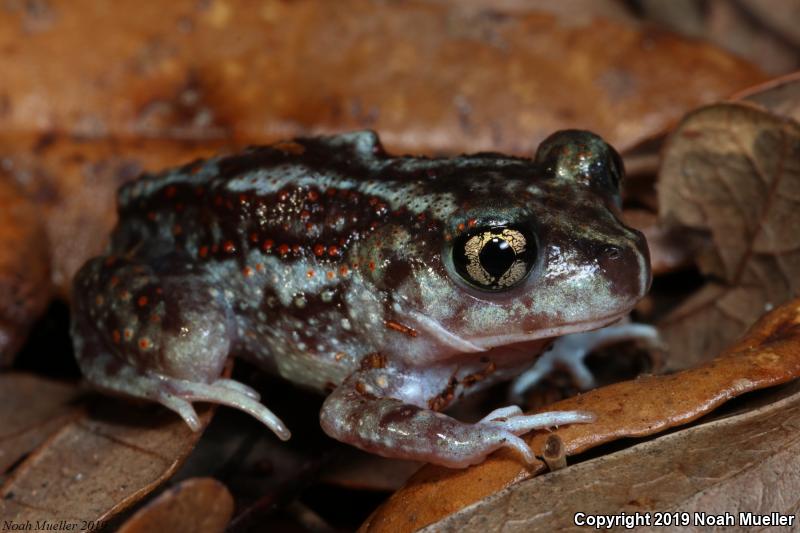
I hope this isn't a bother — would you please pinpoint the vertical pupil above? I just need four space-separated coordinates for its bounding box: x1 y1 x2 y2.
479 237 515 278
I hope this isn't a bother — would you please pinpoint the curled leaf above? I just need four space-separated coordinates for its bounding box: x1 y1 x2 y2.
658 102 800 369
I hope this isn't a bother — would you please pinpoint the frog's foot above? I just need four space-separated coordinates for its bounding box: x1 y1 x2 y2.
476 405 595 464
510 323 660 402
321 369 594 468
157 376 288 439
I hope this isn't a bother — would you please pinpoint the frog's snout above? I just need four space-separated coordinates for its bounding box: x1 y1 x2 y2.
597 230 651 305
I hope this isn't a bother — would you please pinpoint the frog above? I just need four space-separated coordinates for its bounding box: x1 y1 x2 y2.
70 129 652 468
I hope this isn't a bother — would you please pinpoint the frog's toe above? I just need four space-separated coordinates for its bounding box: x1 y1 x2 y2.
481 408 595 434
165 378 290 440
212 378 261 400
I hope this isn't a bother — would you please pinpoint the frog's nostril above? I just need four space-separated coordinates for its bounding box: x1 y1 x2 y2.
602 245 621 260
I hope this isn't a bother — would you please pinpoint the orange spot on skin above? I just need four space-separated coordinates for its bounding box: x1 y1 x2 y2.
306 222 315 232
112 330 121 343
123 329 133 341
137 296 148 307
291 244 301 253
138 338 152 350
255 263 264 272
334 352 346 362
326 271 335 280
243 266 254 277
165 186 177 199
307 269 315 278
457 223 465 231
199 246 209 258
278 244 290 255
385 320 419 337
262 239 274 251
328 245 340 257
339 265 349 276
314 244 325 257
467 218 477 228
224 241 236 253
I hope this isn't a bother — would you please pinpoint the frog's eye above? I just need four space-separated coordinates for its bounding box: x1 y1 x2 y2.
452 226 536 291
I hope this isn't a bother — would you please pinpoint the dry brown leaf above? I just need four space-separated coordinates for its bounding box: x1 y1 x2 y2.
734 71 800 123
0 389 216 524
0 0 764 155
424 380 800 532
0 178 50 364
657 102 800 369
0 134 231 296
0 374 83 475
117 477 233 533
360 296 800 532
639 0 800 75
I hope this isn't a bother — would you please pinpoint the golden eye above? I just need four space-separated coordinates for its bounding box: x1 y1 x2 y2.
452 226 536 291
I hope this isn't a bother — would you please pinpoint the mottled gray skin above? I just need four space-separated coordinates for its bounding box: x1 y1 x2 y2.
71 130 650 468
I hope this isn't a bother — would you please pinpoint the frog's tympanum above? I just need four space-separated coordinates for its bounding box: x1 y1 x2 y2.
71 130 651 468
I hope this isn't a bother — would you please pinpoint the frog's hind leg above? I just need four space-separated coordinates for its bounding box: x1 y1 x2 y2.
71 255 290 440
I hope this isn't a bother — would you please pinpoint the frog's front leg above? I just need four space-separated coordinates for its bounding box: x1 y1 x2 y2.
71 255 289 439
509 323 660 402
320 363 593 468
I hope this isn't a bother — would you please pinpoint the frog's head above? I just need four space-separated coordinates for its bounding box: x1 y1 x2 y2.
381 130 650 358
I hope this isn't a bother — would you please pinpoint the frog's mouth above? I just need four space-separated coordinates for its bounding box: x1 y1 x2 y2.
407 308 630 353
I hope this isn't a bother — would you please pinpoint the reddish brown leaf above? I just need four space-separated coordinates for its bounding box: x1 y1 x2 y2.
0 178 50 364
658 102 800 369
0 374 83 475
117 478 234 533
0 1 764 155
425 380 800 531
360 297 800 532
0 134 230 296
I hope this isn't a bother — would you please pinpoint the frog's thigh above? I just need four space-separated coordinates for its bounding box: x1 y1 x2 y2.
71 256 289 439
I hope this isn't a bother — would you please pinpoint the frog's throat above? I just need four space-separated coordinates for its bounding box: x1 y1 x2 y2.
467 309 631 349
